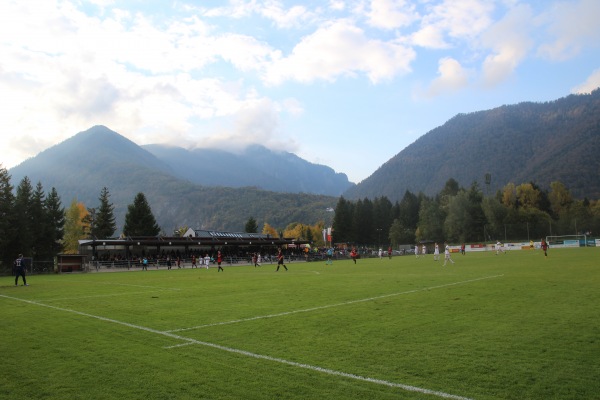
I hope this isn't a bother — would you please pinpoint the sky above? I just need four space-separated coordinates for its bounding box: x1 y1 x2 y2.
1 0 599 184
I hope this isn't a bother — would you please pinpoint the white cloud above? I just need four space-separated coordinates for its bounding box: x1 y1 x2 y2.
572 69 600 94
199 0 316 28
479 4 534 87
422 57 469 97
409 24 449 49
264 19 415 85
329 0 346 12
537 0 600 60
419 0 495 43
197 98 298 153
366 0 418 30
258 1 315 28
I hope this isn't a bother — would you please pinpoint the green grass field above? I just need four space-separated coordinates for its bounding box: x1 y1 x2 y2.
1 248 599 400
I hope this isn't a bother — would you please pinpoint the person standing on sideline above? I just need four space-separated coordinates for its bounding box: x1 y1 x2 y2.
325 247 333 265
541 239 549 258
276 249 288 271
443 243 455 266
14 254 28 286
350 247 358 264
433 243 440 261
217 251 224 271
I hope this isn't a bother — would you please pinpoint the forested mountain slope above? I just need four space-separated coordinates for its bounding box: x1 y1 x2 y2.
9 126 337 233
344 89 600 201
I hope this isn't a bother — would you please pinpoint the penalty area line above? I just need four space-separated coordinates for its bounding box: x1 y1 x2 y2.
168 274 504 333
0 293 473 400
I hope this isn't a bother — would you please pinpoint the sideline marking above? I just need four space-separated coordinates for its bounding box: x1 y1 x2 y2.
0 293 474 400
169 275 504 332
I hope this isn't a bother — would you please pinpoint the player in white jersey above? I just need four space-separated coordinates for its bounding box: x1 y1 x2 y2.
443 243 455 266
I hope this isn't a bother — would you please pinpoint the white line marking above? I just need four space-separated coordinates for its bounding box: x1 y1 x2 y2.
168 275 504 332
0 293 474 400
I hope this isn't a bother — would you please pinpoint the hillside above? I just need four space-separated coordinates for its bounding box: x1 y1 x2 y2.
344 89 600 201
9 126 337 233
142 143 353 196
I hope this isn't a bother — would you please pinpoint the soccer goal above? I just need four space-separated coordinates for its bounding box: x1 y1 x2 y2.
546 234 587 248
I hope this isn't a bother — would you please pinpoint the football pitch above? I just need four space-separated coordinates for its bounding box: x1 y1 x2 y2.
1 248 599 400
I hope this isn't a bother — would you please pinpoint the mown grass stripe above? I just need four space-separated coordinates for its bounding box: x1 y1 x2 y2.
0 293 474 400
167 274 504 332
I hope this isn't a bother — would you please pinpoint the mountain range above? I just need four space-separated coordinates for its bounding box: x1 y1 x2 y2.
8 89 600 234
141 143 353 195
344 88 600 201
8 126 339 233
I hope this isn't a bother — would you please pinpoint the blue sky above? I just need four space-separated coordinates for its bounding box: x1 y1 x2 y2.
1 0 599 184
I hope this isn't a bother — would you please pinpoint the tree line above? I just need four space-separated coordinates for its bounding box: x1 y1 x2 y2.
332 178 600 247
0 166 160 270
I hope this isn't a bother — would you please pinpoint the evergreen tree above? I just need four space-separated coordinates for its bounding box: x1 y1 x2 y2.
123 193 161 236
95 187 117 239
30 182 47 260
352 198 374 245
397 190 420 232
14 177 35 257
0 166 15 266
45 187 65 257
245 217 258 233
332 196 353 244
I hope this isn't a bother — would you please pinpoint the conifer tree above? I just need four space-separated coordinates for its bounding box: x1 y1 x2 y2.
95 187 117 239
245 217 258 233
45 187 65 256
14 177 34 257
123 193 160 236
0 166 15 266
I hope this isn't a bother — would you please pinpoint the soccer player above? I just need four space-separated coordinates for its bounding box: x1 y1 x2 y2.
14 254 28 286
217 251 223 271
541 239 549 258
415 244 420 258
496 241 505 255
204 253 211 269
351 247 358 264
433 243 440 261
422 244 427 256
325 247 333 265
276 249 288 271
388 246 392 259
443 243 455 266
